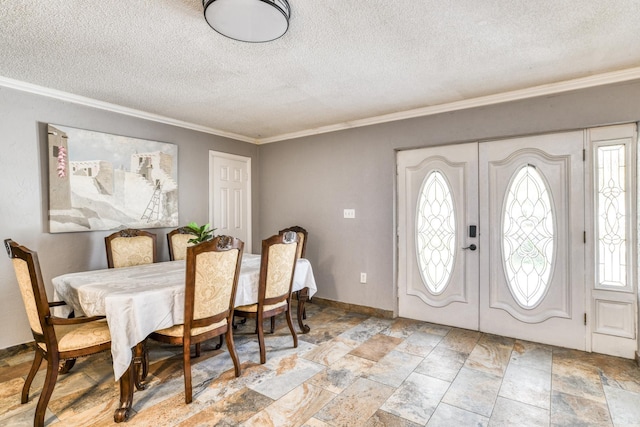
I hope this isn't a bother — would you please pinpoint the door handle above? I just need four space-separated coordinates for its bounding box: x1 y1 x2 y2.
462 244 477 251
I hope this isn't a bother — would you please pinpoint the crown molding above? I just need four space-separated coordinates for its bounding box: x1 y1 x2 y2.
3 67 640 146
0 76 258 144
258 67 640 144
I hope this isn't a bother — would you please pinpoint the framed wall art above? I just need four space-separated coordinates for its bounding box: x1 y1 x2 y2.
47 124 179 233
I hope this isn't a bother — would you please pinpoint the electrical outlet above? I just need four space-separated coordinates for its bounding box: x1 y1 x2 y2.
360 272 367 283
343 209 356 219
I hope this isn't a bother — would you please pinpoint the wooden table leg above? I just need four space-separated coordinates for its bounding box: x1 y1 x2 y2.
114 360 135 423
114 343 148 423
133 342 149 390
296 287 310 333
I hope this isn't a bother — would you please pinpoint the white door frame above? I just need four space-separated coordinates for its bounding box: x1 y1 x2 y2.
209 151 252 253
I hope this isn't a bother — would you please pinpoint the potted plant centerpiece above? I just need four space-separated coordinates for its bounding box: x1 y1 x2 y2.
185 222 216 244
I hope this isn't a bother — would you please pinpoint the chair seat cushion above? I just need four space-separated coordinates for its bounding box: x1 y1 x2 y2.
235 300 287 313
38 320 111 352
154 318 227 338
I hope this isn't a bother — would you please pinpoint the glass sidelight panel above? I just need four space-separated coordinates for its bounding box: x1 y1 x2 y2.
502 165 555 308
416 171 456 294
597 144 627 287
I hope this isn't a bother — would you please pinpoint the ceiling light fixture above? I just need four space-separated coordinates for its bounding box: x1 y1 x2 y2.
202 0 291 43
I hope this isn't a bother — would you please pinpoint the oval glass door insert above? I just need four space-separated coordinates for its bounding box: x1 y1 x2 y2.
502 165 555 308
416 170 456 294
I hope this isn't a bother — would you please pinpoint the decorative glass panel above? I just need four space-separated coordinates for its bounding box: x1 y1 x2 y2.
416 171 456 294
502 165 554 308
597 145 626 287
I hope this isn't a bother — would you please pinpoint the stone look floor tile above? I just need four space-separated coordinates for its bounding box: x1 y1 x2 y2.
550 390 613 426
599 358 640 394
499 363 552 409
349 333 404 362
315 377 395 427
395 331 443 357
416 322 452 337
338 318 391 343
510 340 553 373
363 409 423 427
301 336 360 366
437 328 482 355
380 372 450 425
302 417 331 427
441 366 502 417
489 396 549 427
1 304 639 427
382 317 425 339
366 350 424 388
464 334 514 377
426 402 489 427
414 346 468 382
243 382 336 427
602 384 640 426
177 388 273 427
196 362 272 404
552 354 607 404
307 353 376 394
249 354 325 400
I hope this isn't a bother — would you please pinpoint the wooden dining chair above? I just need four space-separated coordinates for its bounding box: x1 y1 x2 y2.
234 231 300 364
279 225 308 319
4 239 112 427
149 235 244 404
167 226 195 261
278 226 307 259
105 228 157 268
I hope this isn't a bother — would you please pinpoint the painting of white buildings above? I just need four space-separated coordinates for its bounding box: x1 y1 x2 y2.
48 124 178 232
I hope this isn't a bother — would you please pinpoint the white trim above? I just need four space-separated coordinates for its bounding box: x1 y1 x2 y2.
259 67 640 144
0 76 257 144
208 151 252 253
4 67 640 145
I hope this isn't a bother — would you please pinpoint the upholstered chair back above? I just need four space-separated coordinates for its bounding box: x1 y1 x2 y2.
279 226 307 259
105 229 157 268
6 241 46 335
167 227 195 261
192 242 241 320
264 231 299 300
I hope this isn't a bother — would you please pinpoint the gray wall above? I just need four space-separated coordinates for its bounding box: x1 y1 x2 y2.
2 79 640 351
0 86 258 349
257 80 640 319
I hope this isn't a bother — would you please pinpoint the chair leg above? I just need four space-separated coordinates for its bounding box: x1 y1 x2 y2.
225 329 241 377
285 305 298 349
270 316 276 334
22 349 43 404
257 312 266 364
58 358 76 374
194 343 201 358
35 355 60 427
214 334 224 350
183 341 192 404
296 291 307 319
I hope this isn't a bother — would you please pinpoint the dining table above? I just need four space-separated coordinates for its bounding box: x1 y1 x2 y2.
51 253 317 422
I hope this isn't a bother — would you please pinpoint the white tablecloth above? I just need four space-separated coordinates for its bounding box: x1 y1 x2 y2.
52 254 316 380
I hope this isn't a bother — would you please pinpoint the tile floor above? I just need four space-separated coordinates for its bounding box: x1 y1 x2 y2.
1 303 640 426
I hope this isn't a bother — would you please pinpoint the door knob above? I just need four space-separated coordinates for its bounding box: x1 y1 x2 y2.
462 244 477 251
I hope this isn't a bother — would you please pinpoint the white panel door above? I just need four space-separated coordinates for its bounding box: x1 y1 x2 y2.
209 152 251 252
397 143 480 330
479 132 586 350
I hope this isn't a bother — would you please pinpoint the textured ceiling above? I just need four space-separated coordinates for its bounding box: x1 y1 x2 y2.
1 1 640 143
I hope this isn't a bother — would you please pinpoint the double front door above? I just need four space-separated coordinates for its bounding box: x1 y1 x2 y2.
397 132 587 350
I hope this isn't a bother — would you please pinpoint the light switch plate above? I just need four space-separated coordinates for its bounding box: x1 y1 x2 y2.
343 209 355 219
